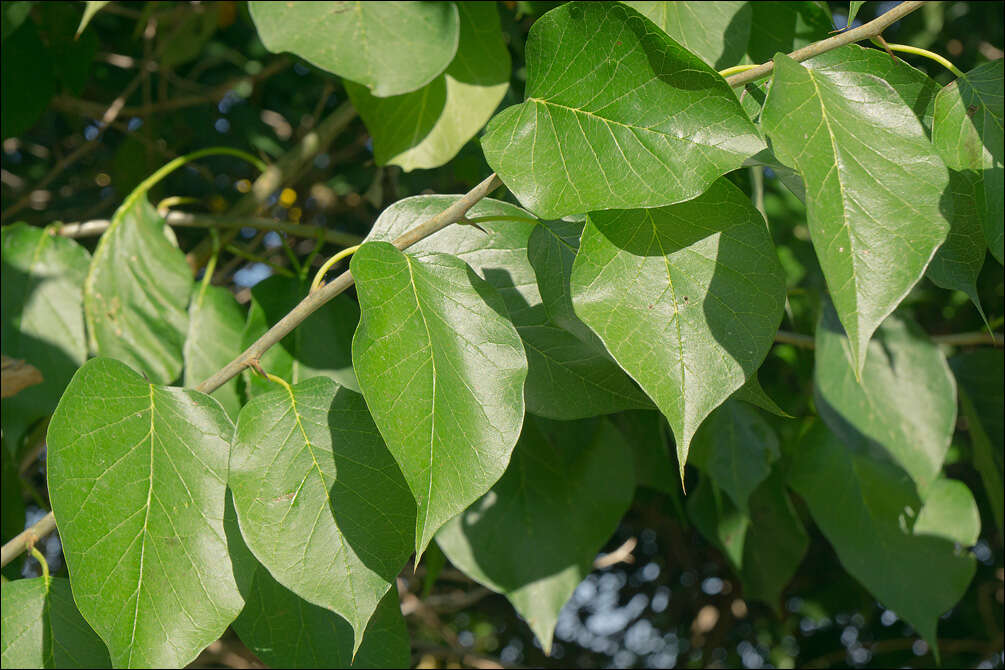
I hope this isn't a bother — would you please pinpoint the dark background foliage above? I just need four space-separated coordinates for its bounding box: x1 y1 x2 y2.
1 2 1002 668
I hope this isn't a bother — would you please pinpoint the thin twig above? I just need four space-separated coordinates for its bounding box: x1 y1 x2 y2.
55 212 363 247
725 1 926 87
194 173 503 395
1 513 57 568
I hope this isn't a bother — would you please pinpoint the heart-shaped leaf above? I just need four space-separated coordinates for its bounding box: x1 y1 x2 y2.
761 54 950 374
571 178 785 474
46 358 244 668
249 1 459 97
346 2 509 171
229 377 415 655
481 1 764 218
1 577 111 668
1 223 90 448
815 307 956 493
436 416 634 653
84 197 192 384
351 241 528 557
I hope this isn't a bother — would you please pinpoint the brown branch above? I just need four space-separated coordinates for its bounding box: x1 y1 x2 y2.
1 513 57 568
194 173 503 395
725 1 926 87
55 211 363 248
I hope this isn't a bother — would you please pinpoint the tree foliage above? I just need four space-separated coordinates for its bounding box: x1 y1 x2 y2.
1 1 1003 669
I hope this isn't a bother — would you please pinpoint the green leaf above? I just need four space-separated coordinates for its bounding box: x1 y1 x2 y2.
351 241 527 557
789 422 977 652
951 349 1004 537
346 2 509 171
75 1 108 36
1 18 54 139
526 219 596 343
927 170 988 313
570 178 786 475
1 578 111 668
184 283 245 419
613 410 676 495
689 400 780 512
804 45 940 136
1 224 90 450
229 377 415 655
688 469 808 612
687 475 749 567
242 275 359 397
623 1 752 69
815 307 956 493
157 3 218 69
845 1 865 28
368 195 648 421
733 374 792 418
740 470 808 612
233 568 409 669
436 416 635 653
84 197 192 384
46 358 244 668
481 1 764 219
746 1 833 64
933 59 1004 265
914 478 981 547
249 1 460 97
761 54 950 374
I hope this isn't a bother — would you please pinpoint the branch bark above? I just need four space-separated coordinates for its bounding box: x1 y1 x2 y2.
194 173 503 395
55 211 363 248
725 1 926 87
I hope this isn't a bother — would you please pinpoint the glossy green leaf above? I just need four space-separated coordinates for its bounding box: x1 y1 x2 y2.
740 471 808 611
346 2 509 171
242 275 359 397
732 374 792 418
75 0 108 36
249 1 459 97
689 400 780 512
351 241 527 557
570 178 786 475
933 59 1004 265
229 377 415 654
481 1 764 219
762 54 950 373
746 1 833 63
1 578 111 668
233 568 409 669
815 308 956 493
845 1 865 27
951 349 1004 536
614 410 676 495
804 45 940 136
789 422 977 651
927 169 988 313
368 195 647 420
46 358 244 668
1 224 90 450
184 283 245 419
436 416 635 653
84 197 192 384
623 1 752 69
526 219 595 343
